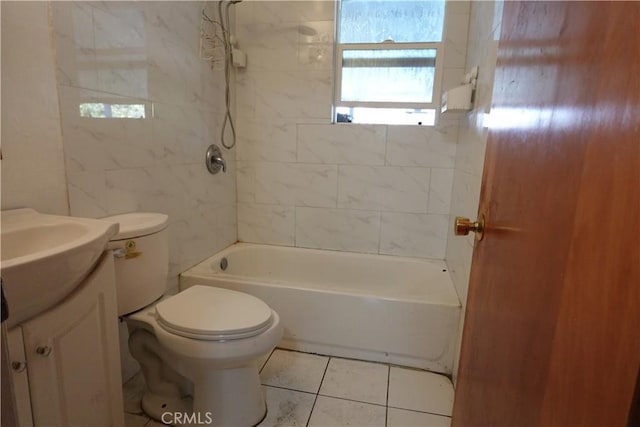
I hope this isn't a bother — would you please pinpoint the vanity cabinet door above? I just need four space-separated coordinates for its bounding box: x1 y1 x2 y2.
6 326 34 427
21 253 124 427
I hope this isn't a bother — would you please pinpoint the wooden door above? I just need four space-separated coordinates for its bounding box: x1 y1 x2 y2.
452 2 640 426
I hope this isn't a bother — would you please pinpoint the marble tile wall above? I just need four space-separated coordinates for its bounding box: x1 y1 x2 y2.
51 1 237 289
1 2 69 215
445 0 504 383
235 0 470 260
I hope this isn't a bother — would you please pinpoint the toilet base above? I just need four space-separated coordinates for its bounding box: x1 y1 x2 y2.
142 392 192 426
187 363 267 427
126 304 282 426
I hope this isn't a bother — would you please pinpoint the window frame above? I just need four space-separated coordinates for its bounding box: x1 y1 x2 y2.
335 42 444 110
333 1 446 121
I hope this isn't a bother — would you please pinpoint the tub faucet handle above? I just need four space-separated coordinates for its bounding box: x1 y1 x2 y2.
206 144 226 174
213 156 226 173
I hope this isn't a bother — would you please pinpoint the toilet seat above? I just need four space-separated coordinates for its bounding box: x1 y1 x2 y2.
155 286 274 341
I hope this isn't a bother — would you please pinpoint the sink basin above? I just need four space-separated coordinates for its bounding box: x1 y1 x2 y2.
1 208 118 328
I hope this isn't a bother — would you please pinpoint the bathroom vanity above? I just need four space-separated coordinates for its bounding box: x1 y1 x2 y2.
1 209 124 426
6 253 124 427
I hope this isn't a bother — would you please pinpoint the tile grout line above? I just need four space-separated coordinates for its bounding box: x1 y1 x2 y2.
386 404 453 419
261 383 453 420
385 364 391 427
262 383 317 396
259 348 276 374
315 393 388 409
305 356 331 427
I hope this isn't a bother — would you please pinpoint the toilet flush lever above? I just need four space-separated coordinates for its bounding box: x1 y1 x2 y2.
113 248 126 258
206 144 226 174
113 241 142 259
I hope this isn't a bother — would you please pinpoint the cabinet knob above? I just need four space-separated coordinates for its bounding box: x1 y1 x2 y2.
36 346 52 357
11 361 26 372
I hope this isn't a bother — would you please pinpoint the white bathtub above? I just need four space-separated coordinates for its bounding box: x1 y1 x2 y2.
180 243 460 374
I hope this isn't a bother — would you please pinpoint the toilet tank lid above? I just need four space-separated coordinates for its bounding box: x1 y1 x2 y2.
102 212 168 240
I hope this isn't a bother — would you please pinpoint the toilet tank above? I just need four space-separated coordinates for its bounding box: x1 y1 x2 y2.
102 213 169 316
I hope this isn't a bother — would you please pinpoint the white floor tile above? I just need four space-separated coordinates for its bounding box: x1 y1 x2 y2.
319 358 389 405
307 396 386 427
388 367 454 416
261 349 329 393
124 412 150 427
257 386 316 427
387 408 451 427
123 350 458 427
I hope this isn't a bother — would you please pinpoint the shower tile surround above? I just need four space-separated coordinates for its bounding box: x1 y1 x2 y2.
2 0 470 285
50 1 238 288
235 0 470 259
3 0 469 280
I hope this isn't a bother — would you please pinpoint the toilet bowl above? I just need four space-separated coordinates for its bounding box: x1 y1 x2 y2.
104 213 282 426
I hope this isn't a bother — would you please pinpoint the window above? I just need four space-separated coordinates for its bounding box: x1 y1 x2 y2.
334 0 446 125
79 103 146 119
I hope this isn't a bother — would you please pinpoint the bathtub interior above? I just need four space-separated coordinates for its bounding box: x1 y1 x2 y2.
186 244 460 305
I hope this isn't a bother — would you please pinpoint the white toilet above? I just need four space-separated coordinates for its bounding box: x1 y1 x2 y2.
104 212 282 426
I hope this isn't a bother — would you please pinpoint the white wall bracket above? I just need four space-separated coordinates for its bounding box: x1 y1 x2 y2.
441 66 479 113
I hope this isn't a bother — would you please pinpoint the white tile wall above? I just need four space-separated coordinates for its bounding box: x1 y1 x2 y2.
253 70 333 121
443 6 471 69
1 2 69 215
234 0 468 260
379 213 449 259
445 1 504 383
236 161 256 203
237 119 297 162
49 1 237 287
338 166 431 213
429 169 456 214
295 207 381 253
385 124 458 168
3 0 472 270
238 203 295 246
297 124 387 165
255 163 337 208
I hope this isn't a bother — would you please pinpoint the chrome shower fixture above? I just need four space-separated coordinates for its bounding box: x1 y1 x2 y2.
217 0 242 150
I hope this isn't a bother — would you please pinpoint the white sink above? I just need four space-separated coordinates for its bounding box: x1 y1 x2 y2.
1 209 118 328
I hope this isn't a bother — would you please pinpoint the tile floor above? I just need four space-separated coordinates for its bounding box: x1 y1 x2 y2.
123 348 454 427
